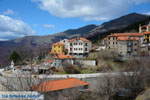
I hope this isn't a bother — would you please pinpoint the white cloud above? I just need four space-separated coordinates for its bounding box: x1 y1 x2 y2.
0 15 36 40
3 9 14 15
143 12 150 15
32 0 150 21
43 24 55 28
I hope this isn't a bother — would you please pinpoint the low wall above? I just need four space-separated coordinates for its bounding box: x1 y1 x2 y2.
75 60 96 66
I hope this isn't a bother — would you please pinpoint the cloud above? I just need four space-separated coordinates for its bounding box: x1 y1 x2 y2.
43 24 55 28
32 0 150 21
33 24 38 27
3 9 14 15
143 12 150 15
0 15 36 40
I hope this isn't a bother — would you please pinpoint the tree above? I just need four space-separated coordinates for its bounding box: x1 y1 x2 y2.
8 51 21 65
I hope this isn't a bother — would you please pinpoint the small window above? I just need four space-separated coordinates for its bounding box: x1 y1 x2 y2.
70 43 72 46
135 43 137 46
85 48 87 51
135 49 137 51
120 46 122 50
120 41 122 44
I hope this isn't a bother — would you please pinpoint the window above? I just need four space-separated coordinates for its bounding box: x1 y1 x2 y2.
116 42 117 44
120 46 122 50
70 48 72 51
109 42 110 44
79 48 80 50
85 48 87 51
120 41 122 44
85 43 88 46
70 43 72 46
81 48 82 50
74 43 76 45
113 42 114 44
135 43 137 46
135 49 137 51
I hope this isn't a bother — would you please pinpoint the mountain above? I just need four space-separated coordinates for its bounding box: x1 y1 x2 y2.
0 13 150 67
87 13 150 41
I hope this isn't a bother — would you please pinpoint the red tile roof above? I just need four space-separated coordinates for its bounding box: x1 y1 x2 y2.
118 36 139 41
144 31 150 35
141 25 150 28
108 33 143 37
52 42 65 46
32 78 89 92
54 54 73 59
44 60 53 63
69 37 89 42
104 38 107 40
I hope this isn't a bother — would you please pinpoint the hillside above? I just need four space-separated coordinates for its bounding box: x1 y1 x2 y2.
0 13 150 67
87 13 150 42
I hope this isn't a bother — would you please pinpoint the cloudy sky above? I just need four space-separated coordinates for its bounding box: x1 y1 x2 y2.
0 0 150 40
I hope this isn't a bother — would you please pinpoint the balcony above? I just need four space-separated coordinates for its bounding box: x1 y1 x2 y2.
127 47 132 52
126 42 132 46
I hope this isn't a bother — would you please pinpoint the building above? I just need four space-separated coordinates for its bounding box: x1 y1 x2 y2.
44 54 74 67
68 37 92 57
139 23 150 33
117 37 140 56
53 54 74 67
32 78 89 99
106 33 143 49
144 32 150 43
51 42 65 54
60 39 70 54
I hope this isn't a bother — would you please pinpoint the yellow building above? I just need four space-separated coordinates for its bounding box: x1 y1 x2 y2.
51 42 65 54
144 32 150 43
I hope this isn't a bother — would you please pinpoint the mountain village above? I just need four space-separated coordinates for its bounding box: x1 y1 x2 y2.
0 23 150 100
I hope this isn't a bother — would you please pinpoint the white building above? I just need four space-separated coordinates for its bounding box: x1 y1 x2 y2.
59 39 70 50
68 37 92 57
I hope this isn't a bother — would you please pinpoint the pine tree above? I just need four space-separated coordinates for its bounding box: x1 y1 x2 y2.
8 51 21 65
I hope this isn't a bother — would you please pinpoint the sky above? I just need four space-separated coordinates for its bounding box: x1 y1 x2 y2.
0 0 150 41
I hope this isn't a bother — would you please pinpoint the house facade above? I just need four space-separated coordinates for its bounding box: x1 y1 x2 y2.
44 54 74 67
117 37 140 56
139 23 150 33
68 37 92 57
51 42 65 54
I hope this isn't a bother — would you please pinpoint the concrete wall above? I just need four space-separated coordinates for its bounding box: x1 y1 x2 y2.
75 60 96 66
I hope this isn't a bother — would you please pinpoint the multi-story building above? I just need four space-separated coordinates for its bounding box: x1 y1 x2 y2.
68 37 92 57
51 42 65 54
105 33 143 51
117 37 140 56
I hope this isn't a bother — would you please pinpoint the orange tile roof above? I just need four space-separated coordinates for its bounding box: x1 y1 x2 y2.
44 60 53 63
52 42 65 46
141 25 150 28
109 33 143 37
54 54 73 59
144 31 150 34
104 38 107 40
69 37 89 42
32 78 89 92
118 36 139 41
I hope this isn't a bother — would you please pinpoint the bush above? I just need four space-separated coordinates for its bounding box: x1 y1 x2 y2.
63 63 80 74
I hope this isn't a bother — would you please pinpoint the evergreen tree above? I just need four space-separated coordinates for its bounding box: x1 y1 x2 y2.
8 51 21 65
